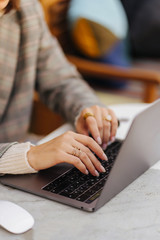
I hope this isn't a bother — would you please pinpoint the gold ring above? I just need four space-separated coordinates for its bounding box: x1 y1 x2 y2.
104 115 112 122
72 148 77 156
83 112 95 120
72 147 82 158
78 149 82 158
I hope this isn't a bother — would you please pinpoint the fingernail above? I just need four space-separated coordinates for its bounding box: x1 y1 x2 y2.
111 136 115 142
100 165 106 173
95 170 99 177
102 143 107 150
97 137 102 145
85 170 89 175
103 153 108 161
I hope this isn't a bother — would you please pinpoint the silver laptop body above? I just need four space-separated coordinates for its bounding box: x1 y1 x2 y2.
1 99 160 212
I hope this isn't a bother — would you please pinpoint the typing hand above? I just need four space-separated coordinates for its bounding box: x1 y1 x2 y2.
27 131 107 177
75 105 118 150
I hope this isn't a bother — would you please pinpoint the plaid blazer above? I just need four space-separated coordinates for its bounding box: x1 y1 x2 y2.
0 0 103 156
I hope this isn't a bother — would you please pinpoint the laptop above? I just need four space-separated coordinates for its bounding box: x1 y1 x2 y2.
1 99 160 212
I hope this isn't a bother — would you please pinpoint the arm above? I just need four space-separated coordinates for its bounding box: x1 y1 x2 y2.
0 1 117 176
35 1 118 148
35 1 104 126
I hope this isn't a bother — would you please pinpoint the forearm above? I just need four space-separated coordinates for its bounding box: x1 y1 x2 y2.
0 142 37 175
42 74 105 125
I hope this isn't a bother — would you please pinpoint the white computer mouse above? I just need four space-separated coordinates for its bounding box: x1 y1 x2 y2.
0 200 34 234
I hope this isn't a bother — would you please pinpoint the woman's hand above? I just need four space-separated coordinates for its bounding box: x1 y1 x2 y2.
28 131 107 177
75 105 118 150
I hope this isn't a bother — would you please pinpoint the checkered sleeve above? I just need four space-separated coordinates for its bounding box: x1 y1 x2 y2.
35 0 106 126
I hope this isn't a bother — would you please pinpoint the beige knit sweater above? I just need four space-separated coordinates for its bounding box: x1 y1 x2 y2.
0 143 37 174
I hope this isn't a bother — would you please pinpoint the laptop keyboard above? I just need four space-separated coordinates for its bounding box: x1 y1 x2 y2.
42 140 122 204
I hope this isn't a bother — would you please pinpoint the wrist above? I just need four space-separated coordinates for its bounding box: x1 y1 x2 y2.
27 145 38 171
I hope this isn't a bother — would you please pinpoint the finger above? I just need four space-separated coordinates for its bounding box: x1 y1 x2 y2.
92 106 103 141
108 108 118 140
74 142 106 175
102 120 111 150
66 144 101 176
73 149 99 177
82 108 102 145
66 145 95 175
100 108 111 149
73 133 107 161
63 151 89 175
85 116 102 145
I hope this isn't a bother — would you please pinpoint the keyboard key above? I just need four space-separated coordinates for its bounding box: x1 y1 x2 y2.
76 194 90 202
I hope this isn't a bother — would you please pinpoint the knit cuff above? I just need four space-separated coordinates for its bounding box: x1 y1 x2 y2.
0 142 37 174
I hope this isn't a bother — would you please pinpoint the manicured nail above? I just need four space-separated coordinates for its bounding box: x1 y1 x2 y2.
100 165 106 173
95 170 99 177
111 136 115 142
97 137 102 145
102 143 107 150
103 153 108 161
85 170 89 175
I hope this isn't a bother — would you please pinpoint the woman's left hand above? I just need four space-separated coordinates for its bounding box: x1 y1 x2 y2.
75 105 118 150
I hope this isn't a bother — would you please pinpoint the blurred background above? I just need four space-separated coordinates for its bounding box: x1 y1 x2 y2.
30 0 160 135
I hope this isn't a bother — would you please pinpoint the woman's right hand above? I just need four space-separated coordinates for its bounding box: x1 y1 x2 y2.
27 131 108 177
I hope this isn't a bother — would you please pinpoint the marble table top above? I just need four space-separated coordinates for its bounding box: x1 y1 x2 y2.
1 163 160 240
